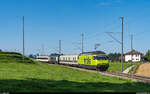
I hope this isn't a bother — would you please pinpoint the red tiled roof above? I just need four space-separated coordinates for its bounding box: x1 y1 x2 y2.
125 50 144 55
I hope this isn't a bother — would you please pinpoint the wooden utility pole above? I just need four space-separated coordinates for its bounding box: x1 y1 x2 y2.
121 16 124 72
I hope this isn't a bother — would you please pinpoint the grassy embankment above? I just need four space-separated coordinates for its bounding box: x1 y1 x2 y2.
0 52 150 92
108 62 142 72
128 62 142 74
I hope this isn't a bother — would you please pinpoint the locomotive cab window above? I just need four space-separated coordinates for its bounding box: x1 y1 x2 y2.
93 56 108 60
93 56 96 60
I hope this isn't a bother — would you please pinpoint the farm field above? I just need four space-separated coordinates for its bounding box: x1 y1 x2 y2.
136 63 150 77
108 62 142 72
0 52 150 92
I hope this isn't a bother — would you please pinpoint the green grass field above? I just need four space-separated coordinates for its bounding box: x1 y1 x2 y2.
108 62 142 72
0 52 150 92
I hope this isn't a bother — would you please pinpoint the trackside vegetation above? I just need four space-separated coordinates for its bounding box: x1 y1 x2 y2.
0 52 150 92
108 62 142 72
129 63 142 74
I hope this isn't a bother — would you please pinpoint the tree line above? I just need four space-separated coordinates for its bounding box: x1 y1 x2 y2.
28 50 150 62
1 48 149 62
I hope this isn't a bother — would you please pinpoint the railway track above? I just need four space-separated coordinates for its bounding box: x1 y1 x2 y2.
102 71 150 83
50 63 150 84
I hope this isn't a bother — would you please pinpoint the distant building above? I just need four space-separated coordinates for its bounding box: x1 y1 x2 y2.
124 50 144 62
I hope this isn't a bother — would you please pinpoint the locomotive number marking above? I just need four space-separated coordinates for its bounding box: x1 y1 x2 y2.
84 58 91 65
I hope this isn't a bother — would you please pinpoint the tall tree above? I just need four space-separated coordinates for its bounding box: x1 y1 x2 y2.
145 50 150 62
50 53 62 56
108 53 121 62
29 54 34 58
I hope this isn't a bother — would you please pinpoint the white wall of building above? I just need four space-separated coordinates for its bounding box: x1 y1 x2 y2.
125 54 141 62
125 55 132 62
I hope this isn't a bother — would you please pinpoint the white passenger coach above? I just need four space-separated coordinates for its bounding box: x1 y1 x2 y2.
59 54 79 65
36 56 50 63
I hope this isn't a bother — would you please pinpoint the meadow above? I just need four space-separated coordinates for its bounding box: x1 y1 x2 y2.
0 52 149 92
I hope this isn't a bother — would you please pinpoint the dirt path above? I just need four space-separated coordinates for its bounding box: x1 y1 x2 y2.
136 63 150 77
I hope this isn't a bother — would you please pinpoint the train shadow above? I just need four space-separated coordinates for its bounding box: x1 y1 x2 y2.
0 78 150 92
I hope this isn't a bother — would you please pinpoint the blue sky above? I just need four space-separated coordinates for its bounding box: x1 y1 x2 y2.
0 0 150 55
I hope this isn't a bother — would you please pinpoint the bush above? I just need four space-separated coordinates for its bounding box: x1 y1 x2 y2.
145 50 150 62
29 54 34 58
0 51 21 55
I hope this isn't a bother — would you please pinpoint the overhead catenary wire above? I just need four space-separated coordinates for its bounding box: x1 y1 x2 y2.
70 10 148 53
62 5 150 54
103 16 124 72
86 18 119 36
69 18 122 53
105 32 121 44
85 19 120 40
124 6 150 37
